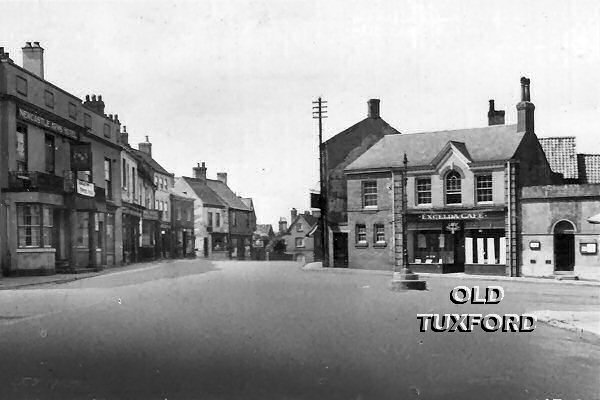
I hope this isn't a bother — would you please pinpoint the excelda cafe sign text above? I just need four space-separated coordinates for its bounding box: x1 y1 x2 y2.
417 286 537 332
419 212 486 220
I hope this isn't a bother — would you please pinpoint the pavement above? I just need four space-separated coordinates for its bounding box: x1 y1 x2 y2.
0 259 598 399
304 262 600 337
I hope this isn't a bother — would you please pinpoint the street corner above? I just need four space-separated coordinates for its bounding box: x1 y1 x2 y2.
302 262 323 271
530 310 600 338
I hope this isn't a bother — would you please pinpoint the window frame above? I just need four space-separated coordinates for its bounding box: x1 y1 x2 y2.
44 90 54 109
374 223 386 244
17 204 54 249
445 170 462 205
44 133 55 174
16 123 28 172
104 158 112 200
16 76 28 96
362 180 378 208
356 224 367 244
416 177 432 205
476 174 493 203
84 113 92 129
103 123 111 139
295 237 305 248
68 102 78 120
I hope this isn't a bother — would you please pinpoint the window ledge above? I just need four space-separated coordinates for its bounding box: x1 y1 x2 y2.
16 247 56 253
355 242 369 249
373 242 388 248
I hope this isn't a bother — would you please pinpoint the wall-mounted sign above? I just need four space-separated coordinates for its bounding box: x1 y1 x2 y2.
580 242 597 255
71 143 92 171
445 222 462 234
18 108 78 140
419 212 486 221
76 179 95 197
529 241 541 250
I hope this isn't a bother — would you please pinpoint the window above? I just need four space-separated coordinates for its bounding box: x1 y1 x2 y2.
356 224 367 243
17 204 41 247
44 90 54 108
295 237 304 248
177 207 181 220
132 167 136 198
103 123 111 138
84 113 92 129
42 207 53 247
104 158 112 200
154 176 158 187
416 178 432 205
76 212 89 248
216 213 220 227
476 175 493 202
16 76 28 96
155 200 159 210
208 212 213 227
45 134 55 174
374 224 385 243
297 222 303 232
77 170 92 182
68 102 77 120
122 160 127 189
187 209 191 221
362 181 377 207
445 170 462 204
16 123 28 172
232 212 237 227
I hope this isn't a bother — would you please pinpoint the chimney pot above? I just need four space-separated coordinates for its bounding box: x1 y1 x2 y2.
25 42 32 47
487 99 505 126
33 41 40 47
516 77 535 133
21 41 44 78
92 95 97 101
367 99 380 118
0 47 4 54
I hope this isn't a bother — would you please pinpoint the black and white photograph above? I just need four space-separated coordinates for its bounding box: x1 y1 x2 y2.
0 1 599 399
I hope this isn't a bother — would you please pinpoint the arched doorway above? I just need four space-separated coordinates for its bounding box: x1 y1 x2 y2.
553 220 575 272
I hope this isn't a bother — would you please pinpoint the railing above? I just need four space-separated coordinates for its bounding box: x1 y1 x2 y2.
8 171 67 194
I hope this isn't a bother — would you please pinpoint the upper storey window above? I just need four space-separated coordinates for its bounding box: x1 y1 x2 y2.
445 170 462 204
476 175 493 202
362 181 377 208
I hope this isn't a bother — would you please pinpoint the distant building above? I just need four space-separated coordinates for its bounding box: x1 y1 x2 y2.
170 193 195 258
281 208 319 264
252 224 274 260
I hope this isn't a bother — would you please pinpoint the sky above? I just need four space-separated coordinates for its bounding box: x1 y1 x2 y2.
2 0 599 227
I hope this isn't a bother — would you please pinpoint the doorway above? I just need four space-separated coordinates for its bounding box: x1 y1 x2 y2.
554 220 575 272
333 232 348 268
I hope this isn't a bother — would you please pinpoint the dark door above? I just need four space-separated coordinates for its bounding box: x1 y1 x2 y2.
554 234 575 271
333 232 348 268
204 237 209 257
451 231 465 273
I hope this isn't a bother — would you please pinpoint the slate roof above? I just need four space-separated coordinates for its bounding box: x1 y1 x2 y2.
538 137 579 180
206 179 252 211
131 149 173 176
346 124 524 171
288 213 318 234
254 224 274 237
240 197 254 211
181 177 226 208
578 154 600 183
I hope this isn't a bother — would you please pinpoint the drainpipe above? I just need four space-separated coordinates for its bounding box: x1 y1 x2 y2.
506 160 512 277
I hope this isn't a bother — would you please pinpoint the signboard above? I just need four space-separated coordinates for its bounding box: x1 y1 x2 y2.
419 212 486 221
71 143 92 171
529 241 541 250
310 193 321 209
76 179 95 197
580 242 597 255
18 108 78 140
445 221 462 234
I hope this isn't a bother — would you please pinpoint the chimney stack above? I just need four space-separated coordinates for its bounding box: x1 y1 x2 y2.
22 41 44 79
138 135 152 157
487 99 505 126
193 162 207 180
516 77 535 133
83 94 106 115
291 208 297 222
217 172 228 186
367 99 380 119
278 217 288 234
121 126 129 146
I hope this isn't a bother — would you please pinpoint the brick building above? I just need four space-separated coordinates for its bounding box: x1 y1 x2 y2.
170 193 195 258
281 208 319 263
343 77 557 276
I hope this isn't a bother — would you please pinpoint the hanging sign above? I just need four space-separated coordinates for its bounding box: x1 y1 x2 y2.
71 143 92 171
445 222 462 234
76 179 95 197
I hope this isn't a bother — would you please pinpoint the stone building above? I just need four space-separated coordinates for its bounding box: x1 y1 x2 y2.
280 208 319 264
170 193 195 258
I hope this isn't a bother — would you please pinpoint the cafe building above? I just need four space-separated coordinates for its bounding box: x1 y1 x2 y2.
343 77 558 276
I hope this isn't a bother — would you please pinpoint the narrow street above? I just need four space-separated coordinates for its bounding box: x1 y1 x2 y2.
0 259 598 399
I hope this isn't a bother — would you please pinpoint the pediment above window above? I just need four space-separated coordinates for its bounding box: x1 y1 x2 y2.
431 141 472 175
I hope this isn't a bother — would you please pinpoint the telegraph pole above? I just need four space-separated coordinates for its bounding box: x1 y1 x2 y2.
313 97 329 267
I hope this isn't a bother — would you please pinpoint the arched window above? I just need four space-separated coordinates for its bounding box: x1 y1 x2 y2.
445 170 462 204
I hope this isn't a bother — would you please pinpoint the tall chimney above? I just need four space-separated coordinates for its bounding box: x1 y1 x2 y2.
193 162 207 180
291 208 297 222
217 172 228 186
516 77 535 133
22 41 44 79
121 126 129 146
367 99 380 119
138 135 152 157
487 99 505 126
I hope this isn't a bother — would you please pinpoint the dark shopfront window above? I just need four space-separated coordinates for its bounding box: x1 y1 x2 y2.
411 230 455 265
17 204 53 248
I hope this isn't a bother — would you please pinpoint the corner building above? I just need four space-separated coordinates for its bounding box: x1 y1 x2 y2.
344 78 557 276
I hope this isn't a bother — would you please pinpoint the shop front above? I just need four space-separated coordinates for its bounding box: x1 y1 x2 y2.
407 209 507 275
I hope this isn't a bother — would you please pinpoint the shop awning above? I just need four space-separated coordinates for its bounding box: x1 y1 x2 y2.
587 213 600 224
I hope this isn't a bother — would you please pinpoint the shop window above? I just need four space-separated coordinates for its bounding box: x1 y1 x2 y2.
374 224 386 244
16 76 28 96
476 175 493 202
44 90 54 108
412 231 454 264
216 213 220 227
362 181 377 207
465 230 506 265
416 178 432 205
295 237 305 248
17 204 41 247
16 123 28 172
356 224 367 244
76 212 89 248
208 212 213 227
68 102 78 120
445 171 462 204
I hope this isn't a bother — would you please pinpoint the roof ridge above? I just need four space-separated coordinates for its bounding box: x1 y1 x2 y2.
397 123 518 137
